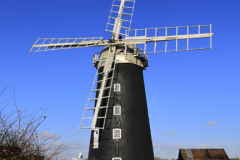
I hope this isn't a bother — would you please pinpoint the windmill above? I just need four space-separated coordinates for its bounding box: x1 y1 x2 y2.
30 0 213 160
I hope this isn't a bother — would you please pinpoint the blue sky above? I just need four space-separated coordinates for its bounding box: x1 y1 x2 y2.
0 0 240 159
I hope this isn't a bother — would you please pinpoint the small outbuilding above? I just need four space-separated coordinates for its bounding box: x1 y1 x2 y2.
178 149 229 160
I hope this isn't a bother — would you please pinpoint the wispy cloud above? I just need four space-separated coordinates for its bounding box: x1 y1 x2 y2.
82 133 88 137
49 141 87 158
217 144 225 147
68 141 87 149
204 121 216 127
155 143 184 150
153 143 159 148
171 143 184 149
159 131 177 136
38 130 60 140
50 141 87 153
200 143 214 148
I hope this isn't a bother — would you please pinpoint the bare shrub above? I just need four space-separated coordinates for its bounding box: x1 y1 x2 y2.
0 86 69 159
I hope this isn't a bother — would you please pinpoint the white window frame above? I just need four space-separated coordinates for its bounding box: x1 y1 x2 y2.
113 106 121 115
113 129 121 139
112 158 122 160
93 129 99 149
114 83 121 92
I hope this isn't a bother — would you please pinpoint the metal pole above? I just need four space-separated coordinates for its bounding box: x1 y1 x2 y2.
155 28 157 37
176 27 178 51
165 27 167 52
144 43 147 55
187 26 189 51
210 24 212 49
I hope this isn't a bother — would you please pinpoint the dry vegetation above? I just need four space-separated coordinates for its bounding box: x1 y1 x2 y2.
0 86 69 159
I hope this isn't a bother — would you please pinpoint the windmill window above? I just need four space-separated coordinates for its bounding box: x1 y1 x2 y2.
114 83 121 92
112 158 121 160
113 106 121 115
113 129 121 139
93 129 99 149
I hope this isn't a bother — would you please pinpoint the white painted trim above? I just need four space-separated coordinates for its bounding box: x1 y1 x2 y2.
113 128 121 139
93 129 99 149
113 106 121 115
114 83 121 92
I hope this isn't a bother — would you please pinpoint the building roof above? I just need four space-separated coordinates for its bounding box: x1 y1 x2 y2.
178 149 229 160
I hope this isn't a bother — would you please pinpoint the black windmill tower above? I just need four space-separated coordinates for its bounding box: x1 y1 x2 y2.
30 0 213 160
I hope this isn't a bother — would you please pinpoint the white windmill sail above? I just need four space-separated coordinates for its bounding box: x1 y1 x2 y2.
79 46 117 131
30 37 104 52
106 0 135 38
124 25 213 54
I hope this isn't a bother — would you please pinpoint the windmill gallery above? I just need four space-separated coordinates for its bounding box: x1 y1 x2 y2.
30 0 214 159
